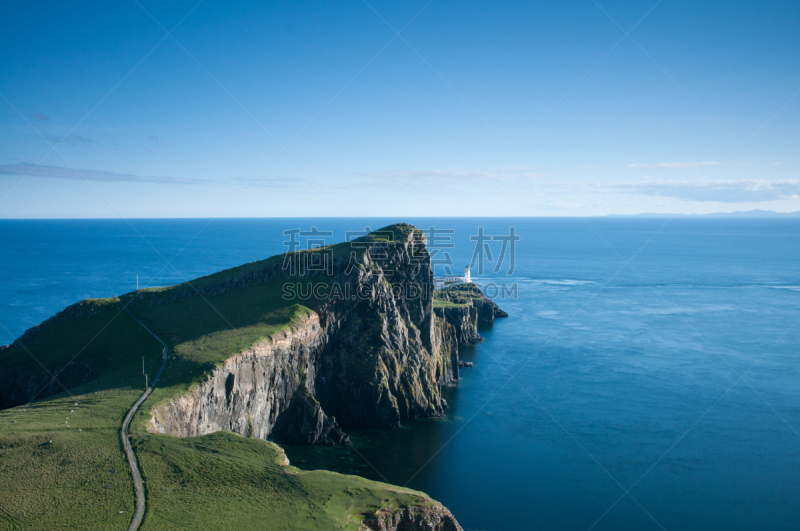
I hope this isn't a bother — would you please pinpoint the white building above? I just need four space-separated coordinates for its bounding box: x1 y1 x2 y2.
434 266 471 289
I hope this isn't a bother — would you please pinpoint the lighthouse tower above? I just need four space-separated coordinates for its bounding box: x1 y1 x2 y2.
464 266 471 283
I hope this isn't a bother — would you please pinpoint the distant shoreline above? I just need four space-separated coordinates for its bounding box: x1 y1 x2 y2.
606 209 800 218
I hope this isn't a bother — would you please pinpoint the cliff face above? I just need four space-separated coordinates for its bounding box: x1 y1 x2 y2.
434 283 509 345
434 305 480 344
365 504 463 531
149 312 347 444
473 295 509 324
312 230 446 428
434 315 459 385
0 356 88 411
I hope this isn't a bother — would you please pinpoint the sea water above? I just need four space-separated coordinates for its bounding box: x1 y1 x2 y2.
1 217 799 530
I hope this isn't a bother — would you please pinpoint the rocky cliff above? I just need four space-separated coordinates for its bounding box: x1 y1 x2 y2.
434 305 480 344
147 226 506 446
148 224 483 445
148 311 348 444
365 503 463 531
434 282 509 345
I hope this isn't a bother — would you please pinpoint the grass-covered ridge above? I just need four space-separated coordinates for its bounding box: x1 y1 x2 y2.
433 284 481 309
0 223 456 529
432 299 469 308
125 276 315 432
133 431 439 530
0 303 163 529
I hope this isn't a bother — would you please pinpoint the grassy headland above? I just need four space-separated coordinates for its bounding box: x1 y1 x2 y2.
0 225 455 529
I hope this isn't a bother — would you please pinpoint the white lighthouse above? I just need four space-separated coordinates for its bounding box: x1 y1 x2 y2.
434 266 471 289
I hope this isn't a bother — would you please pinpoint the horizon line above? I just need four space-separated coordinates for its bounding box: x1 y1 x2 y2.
1 210 799 221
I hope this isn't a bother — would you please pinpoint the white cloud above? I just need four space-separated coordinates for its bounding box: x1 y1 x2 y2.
0 162 206 184
356 167 546 187
230 176 311 189
608 178 800 203
628 161 721 169
44 134 95 147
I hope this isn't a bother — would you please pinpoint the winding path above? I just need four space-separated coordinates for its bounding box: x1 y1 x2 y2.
121 305 168 531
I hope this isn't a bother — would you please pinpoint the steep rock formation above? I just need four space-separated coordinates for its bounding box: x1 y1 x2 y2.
272 386 350 445
473 295 509 324
434 305 480 344
312 236 444 428
148 312 348 445
364 503 463 531
434 283 509 345
0 350 95 410
149 224 466 442
433 316 459 385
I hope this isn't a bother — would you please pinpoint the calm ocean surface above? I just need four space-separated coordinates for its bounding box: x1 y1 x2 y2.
2 218 799 530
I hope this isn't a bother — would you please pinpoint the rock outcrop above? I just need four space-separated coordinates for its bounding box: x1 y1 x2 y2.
148 312 349 444
434 314 460 385
434 282 508 345
311 227 447 429
0 353 92 410
148 224 493 444
272 386 350 445
364 503 463 531
473 294 509 323
147 227 506 445
434 305 480 344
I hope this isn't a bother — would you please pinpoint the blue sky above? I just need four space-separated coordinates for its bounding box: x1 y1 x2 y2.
1 0 798 217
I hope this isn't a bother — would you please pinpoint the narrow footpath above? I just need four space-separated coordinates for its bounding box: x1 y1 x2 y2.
121 304 168 531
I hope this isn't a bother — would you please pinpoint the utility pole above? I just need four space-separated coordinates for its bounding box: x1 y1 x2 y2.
142 357 145 376
136 275 138 291
145 374 148 389
102 484 111 521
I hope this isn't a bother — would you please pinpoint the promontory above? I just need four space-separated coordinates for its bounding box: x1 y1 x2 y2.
0 223 505 530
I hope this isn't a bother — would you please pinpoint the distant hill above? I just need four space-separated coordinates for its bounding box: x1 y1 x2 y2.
607 210 800 218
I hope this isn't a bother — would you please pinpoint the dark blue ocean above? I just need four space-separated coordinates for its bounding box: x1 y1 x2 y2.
2 218 799 530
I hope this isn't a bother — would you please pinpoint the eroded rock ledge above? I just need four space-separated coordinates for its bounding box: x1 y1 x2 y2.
364 503 463 531
148 312 352 444
434 282 508 346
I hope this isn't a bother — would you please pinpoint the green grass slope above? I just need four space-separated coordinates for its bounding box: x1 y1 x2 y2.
0 300 163 529
134 431 438 530
122 276 314 432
